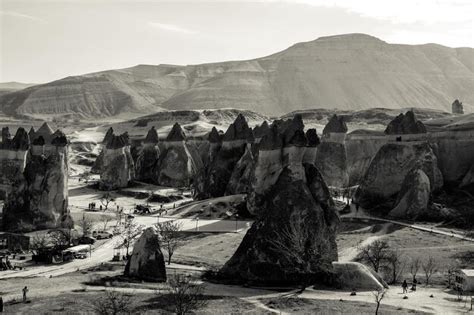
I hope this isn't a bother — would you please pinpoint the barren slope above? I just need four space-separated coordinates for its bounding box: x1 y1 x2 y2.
1 33 473 119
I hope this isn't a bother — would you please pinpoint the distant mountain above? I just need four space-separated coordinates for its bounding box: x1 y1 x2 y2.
0 82 37 97
1 33 473 119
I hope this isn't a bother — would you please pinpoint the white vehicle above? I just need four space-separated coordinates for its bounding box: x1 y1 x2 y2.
92 230 113 239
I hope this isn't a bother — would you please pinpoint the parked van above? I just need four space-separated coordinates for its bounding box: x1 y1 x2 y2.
92 231 113 240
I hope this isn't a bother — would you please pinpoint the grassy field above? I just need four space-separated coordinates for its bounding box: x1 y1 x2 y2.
262 297 428 314
173 232 246 269
4 291 258 314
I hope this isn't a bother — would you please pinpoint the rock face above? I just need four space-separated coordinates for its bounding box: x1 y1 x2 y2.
315 142 349 188
2 123 72 231
315 115 349 188
323 115 348 134
390 168 431 219
460 164 474 187
155 123 202 187
124 227 166 282
355 142 443 209
220 118 339 285
452 99 464 114
135 127 160 182
99 132 135 190
91 127 114 174
384 111 426 134
226 144 255 195
0 128 30 199
194 114 253 199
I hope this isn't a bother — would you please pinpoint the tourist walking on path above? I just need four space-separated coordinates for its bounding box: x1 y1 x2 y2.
402 280 408 294
412 277 418 291
22 286 28 302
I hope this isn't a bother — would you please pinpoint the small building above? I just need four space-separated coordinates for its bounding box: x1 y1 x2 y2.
455 269 474 292
0 232 30 252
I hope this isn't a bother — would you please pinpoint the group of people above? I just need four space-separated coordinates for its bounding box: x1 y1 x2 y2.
402 277 418 294
0 256 14 271
87 202 102 211
89 202 102 211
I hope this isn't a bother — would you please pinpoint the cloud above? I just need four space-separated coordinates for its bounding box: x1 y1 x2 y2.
264 0 473 24
148 22 197 34
0 10 46 23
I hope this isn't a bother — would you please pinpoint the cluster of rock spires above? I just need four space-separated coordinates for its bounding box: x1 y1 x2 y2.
0 123 72 231
94 123 203 190
219 115 339 285
355 110 444 220
384 111 427 134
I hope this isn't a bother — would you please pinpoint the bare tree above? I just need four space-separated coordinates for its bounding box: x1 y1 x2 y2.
100 192 115 210
121 217 142 257
268 215 331 291
90 290 134 315
373 288 386 315
357 240 391 273
78 214 94 237
30 233 51 254
409 257 421 280
446 265 457 288
162 273 207 315
100 215 113 231
155 221 183 265
386 249 406 284
48 229 72 248
422 256 438 286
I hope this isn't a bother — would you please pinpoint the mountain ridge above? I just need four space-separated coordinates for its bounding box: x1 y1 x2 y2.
1 33 473 119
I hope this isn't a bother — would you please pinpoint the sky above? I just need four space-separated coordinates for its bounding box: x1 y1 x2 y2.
1 0 473 83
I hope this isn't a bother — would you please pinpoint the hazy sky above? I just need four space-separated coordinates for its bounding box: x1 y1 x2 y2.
1 0 473 83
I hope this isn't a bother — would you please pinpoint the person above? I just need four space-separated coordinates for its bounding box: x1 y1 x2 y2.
412 277 417 291
22 286 28 302
0 296 3 312
355 203 360 213
402 280 408 294
5 257 12 270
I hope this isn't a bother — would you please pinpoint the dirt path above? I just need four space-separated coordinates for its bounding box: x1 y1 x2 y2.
341 205 474 242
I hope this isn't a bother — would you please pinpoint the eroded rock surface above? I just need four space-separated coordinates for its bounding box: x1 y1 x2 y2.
135 127 160 182
384 110 426 134
390 168 431 219
355 142 443 209
125 227 166 282
155 123 202 187
2 124 72 231
452 99 464 114
220 165 339 285
194 115 253 198
219 117 339 285
323 114 348 134
99 132 135 190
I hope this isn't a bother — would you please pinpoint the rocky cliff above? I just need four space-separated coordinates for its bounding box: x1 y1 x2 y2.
2 123 72 232
315 115 349 188
194 114 253 199
219 121 339 285
155 123 202 187
124 227 166 282
384 111 426 134
99 131 135 190
355 142 443 210
135 127 160 182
